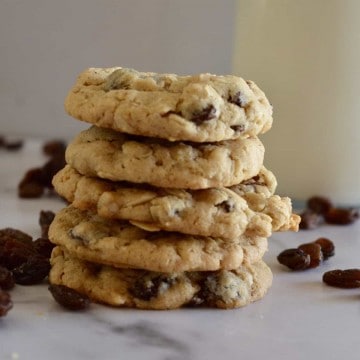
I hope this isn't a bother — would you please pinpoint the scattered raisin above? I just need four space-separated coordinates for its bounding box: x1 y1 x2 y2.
39 210 55 238
307 196 333 214
0 238 36 270
324 208 359 225
5 139 23 151
18 168 45 198
0 266 15 290
42 140 66 157
0 228 32 244
40 153 65 189
33 238 55 258
0 289 13 317
190 105 217 124
48 284 90 310
277 248 311 270
323 269 360 288
314 237 335 260
12 255 50 285
298 243 323 268
299 210 322 230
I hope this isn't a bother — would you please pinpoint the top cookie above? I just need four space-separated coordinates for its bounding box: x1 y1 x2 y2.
65 67 273 142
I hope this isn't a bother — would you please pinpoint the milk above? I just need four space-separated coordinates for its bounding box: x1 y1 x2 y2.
233 0 360 205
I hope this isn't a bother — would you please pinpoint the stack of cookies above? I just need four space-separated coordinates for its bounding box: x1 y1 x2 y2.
49 67 300 310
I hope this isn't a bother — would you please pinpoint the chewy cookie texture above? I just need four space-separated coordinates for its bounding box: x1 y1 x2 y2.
65 67 273 142
48 66 299 310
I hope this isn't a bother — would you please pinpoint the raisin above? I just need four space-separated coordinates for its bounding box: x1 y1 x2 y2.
5 139 23 151
0 135 5 147
39 210 55 238
323 269 360 288
228 91 248 108
0 266 15 290
48 284 90 310
0 239 36 270
33 238 55 258
277 248 311 270
18 168 45 198
314 237 335 260
190 105 217 124
130 274 175 301
42 140 66 157
0 228 32 244
299 210 321 230
12 255 50 285
307 196 333 215
298 243 323 268
324 208 359 225
230 124 245 133
0 290 13 317
215 200 234 212
40 153 65 189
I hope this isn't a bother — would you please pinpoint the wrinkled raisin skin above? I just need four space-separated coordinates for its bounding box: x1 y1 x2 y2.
33 238 55 258
307 196 333 215
314 237 335 260
0 228 32 244
299 210 322 230
277 248 311 270
323 269 360 288
12 255 50 285
0 290 13 317
324 208 359 225
48 284 90 310
297 243 323 268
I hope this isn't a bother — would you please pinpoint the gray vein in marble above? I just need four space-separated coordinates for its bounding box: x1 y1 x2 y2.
110 321 192 360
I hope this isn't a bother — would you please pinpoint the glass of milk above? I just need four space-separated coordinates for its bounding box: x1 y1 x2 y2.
233 0 360 206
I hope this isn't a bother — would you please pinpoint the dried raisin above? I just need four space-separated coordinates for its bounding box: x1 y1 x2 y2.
299 210 321 230
39 210 55 238
297 243 323 268
307 196 333 214
323 269 360 288
48 284 90 310
314 237 335 260
277 248 311 270
42 140 66 157
12 255 50 285
190 105 217 124
33 238 55 258
324 208 359 225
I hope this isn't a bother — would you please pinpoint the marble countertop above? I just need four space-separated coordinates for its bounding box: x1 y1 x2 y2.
1 140 360 360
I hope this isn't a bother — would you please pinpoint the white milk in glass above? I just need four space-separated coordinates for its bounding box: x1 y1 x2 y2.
233 0 360 205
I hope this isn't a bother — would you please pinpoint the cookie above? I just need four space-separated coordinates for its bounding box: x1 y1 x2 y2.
65 126 265 189
64 67 273 142
49 247 273 310
53 165 298 236
48 206 270 272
